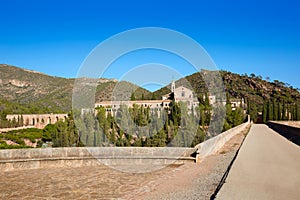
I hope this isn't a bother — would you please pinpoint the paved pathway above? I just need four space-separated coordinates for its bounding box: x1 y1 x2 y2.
216 124 300 200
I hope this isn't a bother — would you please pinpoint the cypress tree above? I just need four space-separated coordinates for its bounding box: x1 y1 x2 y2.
262 102 267 123
282 101 286 120
296 103 299 120
267 100 273 121
277 101 281 120
273 100 278 120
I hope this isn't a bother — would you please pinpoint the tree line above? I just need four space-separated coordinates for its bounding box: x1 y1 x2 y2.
1 94 247 148
262 100 300 123
58 97 245 148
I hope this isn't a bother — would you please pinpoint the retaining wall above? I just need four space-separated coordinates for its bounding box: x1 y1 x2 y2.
195 121 250 163
0 120 252 171
0 147 196 172
267 121 300 145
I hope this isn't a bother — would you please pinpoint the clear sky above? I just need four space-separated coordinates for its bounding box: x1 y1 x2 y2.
0 0 299 90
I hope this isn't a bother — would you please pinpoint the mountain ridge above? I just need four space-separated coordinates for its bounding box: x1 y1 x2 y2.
0 64 299 121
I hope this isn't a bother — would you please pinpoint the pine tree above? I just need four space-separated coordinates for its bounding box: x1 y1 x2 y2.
130 93 136 101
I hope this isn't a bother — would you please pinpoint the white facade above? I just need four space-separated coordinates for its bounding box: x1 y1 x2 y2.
94 80 199 115
230 98 245 111
95 100 172 116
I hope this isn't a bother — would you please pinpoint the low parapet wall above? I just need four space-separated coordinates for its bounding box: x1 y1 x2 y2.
0 147 196 172
267 121 300 145
0 121 252 171
195 121 250 163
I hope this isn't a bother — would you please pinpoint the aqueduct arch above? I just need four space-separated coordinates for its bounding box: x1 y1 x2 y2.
6 114 68 129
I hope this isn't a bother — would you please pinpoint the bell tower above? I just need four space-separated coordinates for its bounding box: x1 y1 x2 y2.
171 80 175 93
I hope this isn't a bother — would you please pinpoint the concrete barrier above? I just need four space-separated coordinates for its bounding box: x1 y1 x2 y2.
195 121 250 163
0 147 196 172
0 120 251 171
267 121 300 145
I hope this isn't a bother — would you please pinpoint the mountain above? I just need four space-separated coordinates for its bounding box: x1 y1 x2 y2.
0 64 151 115
0 64 73 114
221 71 300 104
153 70 300 121
1 64 299 120
154 70 300 103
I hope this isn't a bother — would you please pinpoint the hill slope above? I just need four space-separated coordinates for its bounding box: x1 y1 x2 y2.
0 64 151 115
0 64 73 114
1 64 299 121
153 70 300 121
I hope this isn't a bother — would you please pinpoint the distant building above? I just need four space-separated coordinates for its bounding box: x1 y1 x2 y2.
80 108 95 116
6 113 68 129
230 98 245 111
162 80 199 109
208 95 216 105
207 95 226 106
207 95 245 111
95 99 172 116
94 80 199 116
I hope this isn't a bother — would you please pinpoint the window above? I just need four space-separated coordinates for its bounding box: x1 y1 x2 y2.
181 91 185 97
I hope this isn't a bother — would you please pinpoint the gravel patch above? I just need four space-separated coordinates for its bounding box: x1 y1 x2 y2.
139 128 249 200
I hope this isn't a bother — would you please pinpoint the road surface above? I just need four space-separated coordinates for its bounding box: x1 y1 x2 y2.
216 124 300 200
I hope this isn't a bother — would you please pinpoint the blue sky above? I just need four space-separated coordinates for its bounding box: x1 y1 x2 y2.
0 0 299 90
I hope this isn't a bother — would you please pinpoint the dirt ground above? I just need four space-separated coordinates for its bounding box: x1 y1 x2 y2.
0 127 249 200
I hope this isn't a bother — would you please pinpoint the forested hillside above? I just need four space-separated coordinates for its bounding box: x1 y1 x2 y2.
1 65 299 148
0 64 150 115
154 70 300 122
1 64 299 123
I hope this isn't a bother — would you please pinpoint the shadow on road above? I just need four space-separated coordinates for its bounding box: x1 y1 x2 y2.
267 123 300 146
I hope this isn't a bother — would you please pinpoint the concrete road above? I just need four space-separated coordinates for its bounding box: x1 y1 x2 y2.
216 124 300 200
